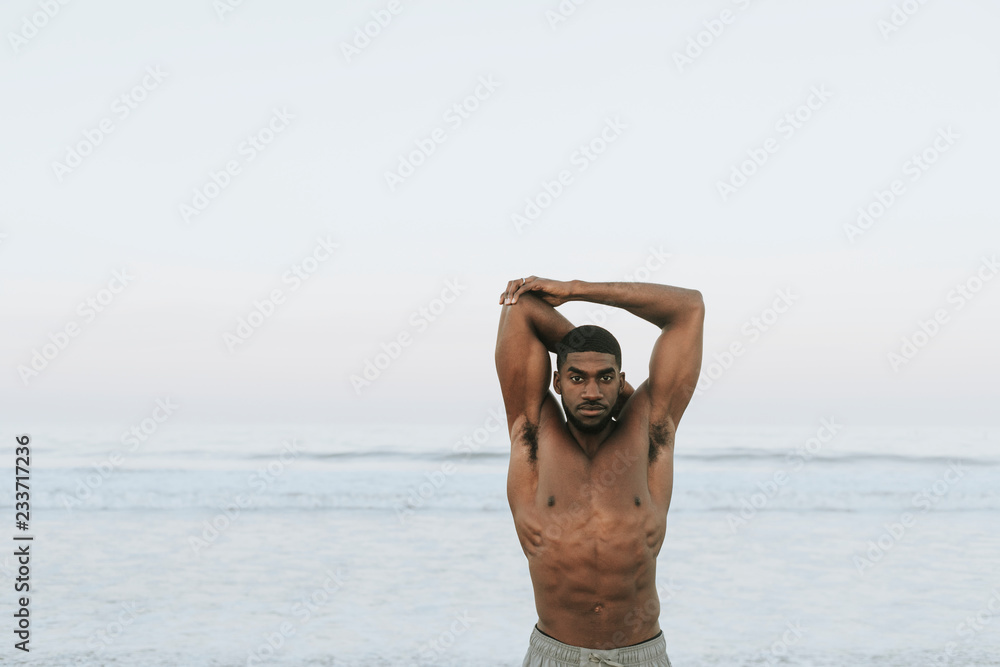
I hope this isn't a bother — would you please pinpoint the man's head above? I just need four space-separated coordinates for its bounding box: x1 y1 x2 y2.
553 325 624 434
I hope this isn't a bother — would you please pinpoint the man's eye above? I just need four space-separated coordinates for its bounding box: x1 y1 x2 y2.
571 377 582 382
602 376 612 381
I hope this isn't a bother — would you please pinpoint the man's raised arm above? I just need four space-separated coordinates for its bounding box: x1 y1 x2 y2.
506 277 704 429
494 284 575 437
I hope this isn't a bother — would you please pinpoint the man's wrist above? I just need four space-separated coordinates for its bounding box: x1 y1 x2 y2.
567 280 621 307
566 279 588 302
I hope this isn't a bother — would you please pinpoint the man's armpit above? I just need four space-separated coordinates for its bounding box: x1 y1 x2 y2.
520 419 539 464
648 418 673 464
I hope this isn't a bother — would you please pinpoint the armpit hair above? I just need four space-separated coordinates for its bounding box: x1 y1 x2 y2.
648 419 673 464
520 420 539 464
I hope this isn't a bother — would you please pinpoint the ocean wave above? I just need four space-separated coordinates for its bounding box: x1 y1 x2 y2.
241 448 1000 466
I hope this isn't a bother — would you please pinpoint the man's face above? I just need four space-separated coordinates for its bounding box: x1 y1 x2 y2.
554 351 624 434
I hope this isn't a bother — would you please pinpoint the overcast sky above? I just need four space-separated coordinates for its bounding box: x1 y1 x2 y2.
1 0 997 428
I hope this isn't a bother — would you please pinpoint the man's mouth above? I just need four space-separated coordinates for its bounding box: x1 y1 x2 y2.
578 405 605 417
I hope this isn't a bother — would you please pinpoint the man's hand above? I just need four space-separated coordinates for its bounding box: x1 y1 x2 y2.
499 276 574 307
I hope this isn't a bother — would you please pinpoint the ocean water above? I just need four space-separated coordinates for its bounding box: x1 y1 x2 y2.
1 422 999 666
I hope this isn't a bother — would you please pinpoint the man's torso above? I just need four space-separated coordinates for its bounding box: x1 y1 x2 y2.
508 388 674 649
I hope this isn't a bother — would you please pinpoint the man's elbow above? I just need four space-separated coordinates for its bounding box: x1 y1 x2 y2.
672 290 705 329
681 290 705 321
691 290 705 315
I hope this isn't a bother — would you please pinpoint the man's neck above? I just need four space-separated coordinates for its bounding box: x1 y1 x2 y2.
566 419 618 459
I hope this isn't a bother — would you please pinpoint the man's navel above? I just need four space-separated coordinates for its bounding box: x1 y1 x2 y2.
547 495 555 507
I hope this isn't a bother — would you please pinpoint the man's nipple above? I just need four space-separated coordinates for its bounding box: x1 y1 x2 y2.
547 495 555 507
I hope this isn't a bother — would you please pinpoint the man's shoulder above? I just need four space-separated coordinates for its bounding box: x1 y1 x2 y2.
612 384 675 463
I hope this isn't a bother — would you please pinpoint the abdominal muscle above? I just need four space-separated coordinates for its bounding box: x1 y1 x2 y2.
516 493 666 649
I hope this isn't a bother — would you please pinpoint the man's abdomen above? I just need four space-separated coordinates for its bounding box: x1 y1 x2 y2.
519 499 666 649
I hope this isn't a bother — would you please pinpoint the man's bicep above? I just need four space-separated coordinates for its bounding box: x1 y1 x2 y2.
647 302 705 428
495 306 552 434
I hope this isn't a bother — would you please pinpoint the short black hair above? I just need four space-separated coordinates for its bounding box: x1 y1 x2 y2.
555 325 622 371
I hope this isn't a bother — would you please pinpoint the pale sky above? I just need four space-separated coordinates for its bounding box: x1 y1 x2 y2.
1 0 998 427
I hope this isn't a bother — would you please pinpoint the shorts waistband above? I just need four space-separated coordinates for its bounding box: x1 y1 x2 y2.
527 625 668 666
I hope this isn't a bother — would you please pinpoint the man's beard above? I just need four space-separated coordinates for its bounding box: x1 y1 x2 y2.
561 396 615 434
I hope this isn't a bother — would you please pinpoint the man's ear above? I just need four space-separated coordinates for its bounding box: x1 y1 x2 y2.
619 371 626 391
553 370 562 395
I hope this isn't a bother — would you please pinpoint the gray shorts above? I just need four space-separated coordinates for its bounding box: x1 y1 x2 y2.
522 625 672 667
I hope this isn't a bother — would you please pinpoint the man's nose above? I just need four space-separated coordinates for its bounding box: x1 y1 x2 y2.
581 380 601 399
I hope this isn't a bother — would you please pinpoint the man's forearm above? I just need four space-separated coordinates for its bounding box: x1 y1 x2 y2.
566 281 703 329
499 293 574 353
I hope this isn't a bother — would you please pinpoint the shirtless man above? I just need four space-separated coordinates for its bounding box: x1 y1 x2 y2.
495 276 704 667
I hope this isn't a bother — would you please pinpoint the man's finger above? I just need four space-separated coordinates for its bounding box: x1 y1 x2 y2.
502 279 519 305
510 277 534 304
509 280 521 303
